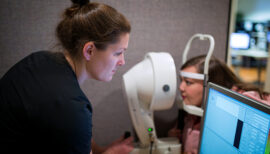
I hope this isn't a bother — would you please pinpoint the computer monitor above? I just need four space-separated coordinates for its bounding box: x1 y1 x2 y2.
199 82 270 154
267 31 270 43
230 32 250 50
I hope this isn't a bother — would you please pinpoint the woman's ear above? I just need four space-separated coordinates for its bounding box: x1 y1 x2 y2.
82 42 94 61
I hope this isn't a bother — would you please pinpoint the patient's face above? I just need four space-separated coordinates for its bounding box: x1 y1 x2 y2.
179 66 203 107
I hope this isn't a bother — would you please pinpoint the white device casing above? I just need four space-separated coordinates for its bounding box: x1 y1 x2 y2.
181 33 215 115
122 52 177 147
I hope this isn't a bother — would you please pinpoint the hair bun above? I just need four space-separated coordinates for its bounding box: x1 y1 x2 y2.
71 0 89 6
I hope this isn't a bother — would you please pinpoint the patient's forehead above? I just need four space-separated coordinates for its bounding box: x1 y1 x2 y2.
181 66 198 73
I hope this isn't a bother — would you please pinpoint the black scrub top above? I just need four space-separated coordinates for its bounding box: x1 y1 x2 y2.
0 51 92 154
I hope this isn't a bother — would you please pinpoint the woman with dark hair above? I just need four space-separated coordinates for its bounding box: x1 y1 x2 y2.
0 0 133 153
168 55 270 154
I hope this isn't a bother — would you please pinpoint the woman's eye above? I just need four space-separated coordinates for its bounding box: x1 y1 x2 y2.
114 52 122 56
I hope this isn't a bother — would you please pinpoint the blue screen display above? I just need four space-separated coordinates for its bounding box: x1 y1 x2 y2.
267 31 270 43
200 88 270 154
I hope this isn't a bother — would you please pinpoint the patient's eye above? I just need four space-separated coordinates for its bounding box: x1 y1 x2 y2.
185 80 193 85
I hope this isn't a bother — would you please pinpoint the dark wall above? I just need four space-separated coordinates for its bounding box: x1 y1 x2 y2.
0 0 230 146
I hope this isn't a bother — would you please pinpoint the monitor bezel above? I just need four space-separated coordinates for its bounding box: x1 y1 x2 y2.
198 82 270 153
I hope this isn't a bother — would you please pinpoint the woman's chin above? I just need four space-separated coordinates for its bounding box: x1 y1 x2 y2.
101 76 113 82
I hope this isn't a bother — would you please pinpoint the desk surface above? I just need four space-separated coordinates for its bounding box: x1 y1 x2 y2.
231 49 269 59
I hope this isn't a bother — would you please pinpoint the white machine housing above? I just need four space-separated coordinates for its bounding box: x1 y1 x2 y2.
122 52 181 153
179 33 215 116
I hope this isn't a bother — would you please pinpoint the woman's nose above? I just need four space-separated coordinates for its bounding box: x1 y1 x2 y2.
118 54 125 66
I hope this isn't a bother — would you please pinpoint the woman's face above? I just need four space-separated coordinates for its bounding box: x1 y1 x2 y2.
87 33 130 82
179 66 203 106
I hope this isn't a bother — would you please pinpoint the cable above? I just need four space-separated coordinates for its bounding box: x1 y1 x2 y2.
149 140 153 154
148 128 154 154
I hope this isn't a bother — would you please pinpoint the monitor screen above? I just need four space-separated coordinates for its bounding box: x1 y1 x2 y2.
267 31 270 43
230 33 250 50
199 83 270 154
